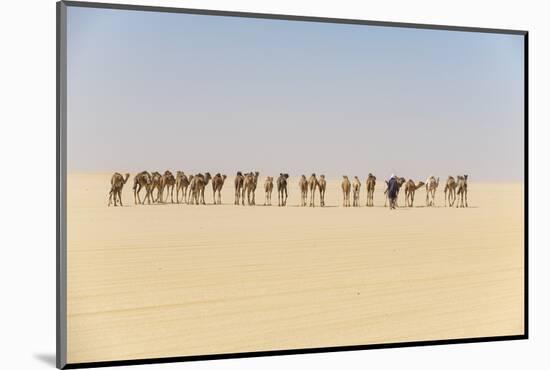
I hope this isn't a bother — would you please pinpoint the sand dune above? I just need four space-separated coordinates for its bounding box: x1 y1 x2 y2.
66 173 524 364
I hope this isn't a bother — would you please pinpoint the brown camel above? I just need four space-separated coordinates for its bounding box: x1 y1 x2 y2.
277 173 289 206
425 176 440 207
133 171 152 205
455 175 468 208
365 173 376 207
175 171 190 204
308 173 318 207
242 171 260 205
384 177 406 207
196 172 212 205
158 170 176 203
188 172 212 205
342 176 351 207
318 175 327 207
108 172 130 207
234 171 244 205
404 179 425 207
211 173 227 205
150 171 162 203
298 175 308 207
444 176 458 207
264 176 274 206
352 176 361 207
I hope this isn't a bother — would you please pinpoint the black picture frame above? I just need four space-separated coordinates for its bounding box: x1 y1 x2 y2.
56 1 528 368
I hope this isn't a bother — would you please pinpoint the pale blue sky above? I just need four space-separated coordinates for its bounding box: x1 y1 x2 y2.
67 6 524 181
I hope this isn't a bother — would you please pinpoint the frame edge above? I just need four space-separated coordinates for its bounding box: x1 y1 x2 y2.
57 1 68 369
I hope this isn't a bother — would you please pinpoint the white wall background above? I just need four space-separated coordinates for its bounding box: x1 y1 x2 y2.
0 0 545 369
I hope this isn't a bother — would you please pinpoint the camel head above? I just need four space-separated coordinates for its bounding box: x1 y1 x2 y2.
436 177 440 186
123 173 130 183
320 174 325 179
284 174 289 179
204 172 212 183
464 175 468 182
236 171 242 177
222 174 227 181
311 173 316 178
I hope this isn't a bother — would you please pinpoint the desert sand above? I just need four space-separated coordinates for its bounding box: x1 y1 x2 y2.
66 173 524 364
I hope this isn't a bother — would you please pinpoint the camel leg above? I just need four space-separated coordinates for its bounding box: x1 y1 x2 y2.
465 190 468 207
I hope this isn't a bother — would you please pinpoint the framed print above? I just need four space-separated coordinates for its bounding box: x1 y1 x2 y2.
57 1 528 368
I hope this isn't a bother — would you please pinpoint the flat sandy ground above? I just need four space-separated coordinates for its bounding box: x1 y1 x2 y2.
67 173 524 364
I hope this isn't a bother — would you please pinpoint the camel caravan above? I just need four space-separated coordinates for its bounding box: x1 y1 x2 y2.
107 171 469 209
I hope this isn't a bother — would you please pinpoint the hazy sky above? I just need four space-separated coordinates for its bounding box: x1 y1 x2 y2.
67 6 524 181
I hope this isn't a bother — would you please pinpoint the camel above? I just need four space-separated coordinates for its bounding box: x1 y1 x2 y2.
425 176 440 207
150 171 162 203
298 175 308 207
365 173 376 207
352 176 361 207
234 171 244 205
133 171 152 205
384 177 406 207
455 175 468 208
318 175 327 207
197 172 212 205
264 176 274 206
188 172 211 205
175 171 190 204
277 173 289 206
242 171 260 206
404 179 425 207
250 172 260 205
211 173 227 205
108 172 130 207
342 176 351 207
444 176 458 207
308 174 318 207
158 170 176 203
